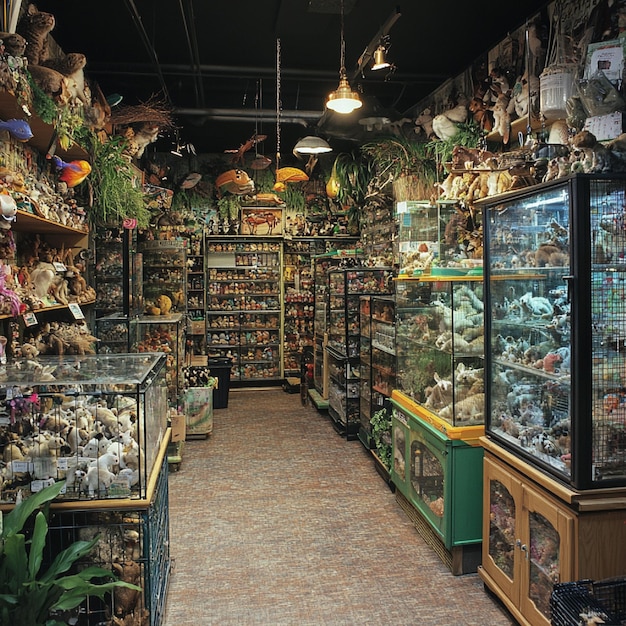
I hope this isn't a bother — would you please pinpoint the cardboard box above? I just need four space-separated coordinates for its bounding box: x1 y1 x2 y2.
170 413 186 442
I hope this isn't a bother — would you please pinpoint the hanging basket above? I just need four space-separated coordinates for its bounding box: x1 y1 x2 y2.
540 64 577 121
392 173 434 202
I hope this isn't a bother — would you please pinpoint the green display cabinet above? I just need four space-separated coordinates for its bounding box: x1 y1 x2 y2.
391 391 484 574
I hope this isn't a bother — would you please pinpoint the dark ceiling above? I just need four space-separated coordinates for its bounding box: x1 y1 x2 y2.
33 0 549 159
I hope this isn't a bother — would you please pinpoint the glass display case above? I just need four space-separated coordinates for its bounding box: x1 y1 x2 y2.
326 268 392 436
94 226 142 318
396 200 482 276
359 296 396 450
186 230 206 362
359 296 372 447
391 394 483 574
395 276 485 433
283 239 320 377
133 313 185 405
206 239 282 383
95 313 134 354
140 239 187 315
0 352 167 503
360 195 395 268
312 253 339 397
370 296 396 408
326 345 360 439
481 174 626 489
327 268 393 358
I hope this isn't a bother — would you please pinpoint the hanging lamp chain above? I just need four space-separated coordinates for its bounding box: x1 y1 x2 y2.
339 0 346 77
276 37 282 168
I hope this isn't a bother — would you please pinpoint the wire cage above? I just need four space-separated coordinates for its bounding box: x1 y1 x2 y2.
44 456 171 626
551 579 626 626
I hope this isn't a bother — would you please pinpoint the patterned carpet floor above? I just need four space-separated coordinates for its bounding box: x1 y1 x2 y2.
163 388 515 625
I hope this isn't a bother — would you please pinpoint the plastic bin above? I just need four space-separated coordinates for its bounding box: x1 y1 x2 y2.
208 357 232 408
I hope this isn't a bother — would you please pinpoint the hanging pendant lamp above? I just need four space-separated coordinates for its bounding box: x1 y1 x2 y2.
326 0 362 114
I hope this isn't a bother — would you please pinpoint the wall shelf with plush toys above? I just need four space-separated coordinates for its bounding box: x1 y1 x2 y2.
0 91 89 162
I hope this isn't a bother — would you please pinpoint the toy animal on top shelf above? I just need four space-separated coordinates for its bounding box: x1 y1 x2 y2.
0 32 27 57
431 96 469 141
17 3 55 66
42 52 89 106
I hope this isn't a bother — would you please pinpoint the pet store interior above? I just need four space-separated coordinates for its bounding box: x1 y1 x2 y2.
1 0 626 624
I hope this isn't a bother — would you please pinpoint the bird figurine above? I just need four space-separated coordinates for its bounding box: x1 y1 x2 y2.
0 118 33 142
48 155 92 187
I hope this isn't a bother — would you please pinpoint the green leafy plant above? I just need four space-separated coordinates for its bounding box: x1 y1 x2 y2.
0 480 140 626
86 133 150 228
329 151 371 207
370 408 392 470
361 135 437 201
426 120 485 168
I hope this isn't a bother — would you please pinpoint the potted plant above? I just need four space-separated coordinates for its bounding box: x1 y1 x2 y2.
0 480 140 625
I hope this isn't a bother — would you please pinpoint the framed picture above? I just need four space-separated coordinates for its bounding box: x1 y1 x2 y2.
240 207 283 236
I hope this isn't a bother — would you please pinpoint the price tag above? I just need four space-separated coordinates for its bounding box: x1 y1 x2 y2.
68 303 84 319
22 312 38 327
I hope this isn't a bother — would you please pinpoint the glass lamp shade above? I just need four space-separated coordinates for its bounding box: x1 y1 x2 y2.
326 76 362 114
293 136 332 154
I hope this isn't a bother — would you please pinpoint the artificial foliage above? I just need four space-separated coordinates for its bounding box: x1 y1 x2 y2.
370 407 392 470
86 133 149 228
427 120 485 169
0 480 140 626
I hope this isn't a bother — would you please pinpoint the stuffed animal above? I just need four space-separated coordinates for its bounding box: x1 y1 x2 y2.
155 294 172 315
17 3 55 66
112 559 141 618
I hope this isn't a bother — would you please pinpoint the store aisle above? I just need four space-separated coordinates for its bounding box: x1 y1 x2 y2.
163 388 514 626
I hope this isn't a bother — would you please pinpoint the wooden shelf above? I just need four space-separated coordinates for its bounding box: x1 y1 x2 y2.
0 90 89 161
0 299 95 321
12 209 88 237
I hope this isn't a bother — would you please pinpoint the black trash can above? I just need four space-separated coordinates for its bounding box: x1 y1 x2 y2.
208 357 232 409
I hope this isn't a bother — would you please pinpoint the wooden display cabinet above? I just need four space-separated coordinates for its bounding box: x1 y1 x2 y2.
480 440 626 626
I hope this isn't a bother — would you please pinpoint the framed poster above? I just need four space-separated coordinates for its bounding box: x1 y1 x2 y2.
240 207 283 236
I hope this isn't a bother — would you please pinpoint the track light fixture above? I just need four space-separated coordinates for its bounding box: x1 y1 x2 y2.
371 45 391 71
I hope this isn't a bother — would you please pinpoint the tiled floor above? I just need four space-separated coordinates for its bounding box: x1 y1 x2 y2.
163 388 515 625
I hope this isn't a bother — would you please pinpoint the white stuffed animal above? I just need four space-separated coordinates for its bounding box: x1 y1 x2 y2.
83 465 115 497
89 450 119 472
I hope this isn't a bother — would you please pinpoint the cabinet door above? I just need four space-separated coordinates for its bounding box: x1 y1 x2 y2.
519 485 575 625
391 414 410 495
482 454 523 607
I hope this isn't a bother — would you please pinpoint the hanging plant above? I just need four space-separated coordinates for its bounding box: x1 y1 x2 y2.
361 135 437 200
85 132 150 228
328 152 371 208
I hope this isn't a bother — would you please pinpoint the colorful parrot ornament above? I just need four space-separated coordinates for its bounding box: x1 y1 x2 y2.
48 155 92 188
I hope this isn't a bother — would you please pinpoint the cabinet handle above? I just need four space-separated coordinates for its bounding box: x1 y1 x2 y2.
520 544 529 559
